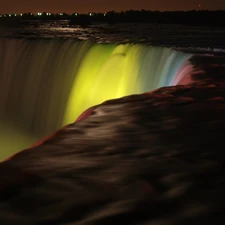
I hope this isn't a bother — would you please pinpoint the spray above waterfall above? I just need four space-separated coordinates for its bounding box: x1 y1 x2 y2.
0 39 194 160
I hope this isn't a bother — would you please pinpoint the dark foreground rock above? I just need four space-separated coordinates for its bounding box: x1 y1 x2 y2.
1 75 225 224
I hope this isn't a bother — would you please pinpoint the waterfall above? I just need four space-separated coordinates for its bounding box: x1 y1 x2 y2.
0 38 193 160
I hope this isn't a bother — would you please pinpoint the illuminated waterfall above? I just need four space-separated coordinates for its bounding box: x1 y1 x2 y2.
0 39 193 160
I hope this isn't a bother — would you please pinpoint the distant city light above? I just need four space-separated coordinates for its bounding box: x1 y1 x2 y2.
60 13 63 16
20 13 23 16
14 14 17 16
75 13 78 16
9 14 11 17
37 12 42 16
89 13 92 16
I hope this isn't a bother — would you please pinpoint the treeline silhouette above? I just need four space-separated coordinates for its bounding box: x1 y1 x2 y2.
96 10 225 27
1 10 225 27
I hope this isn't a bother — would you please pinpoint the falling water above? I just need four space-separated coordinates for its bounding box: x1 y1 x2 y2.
0 39 193 160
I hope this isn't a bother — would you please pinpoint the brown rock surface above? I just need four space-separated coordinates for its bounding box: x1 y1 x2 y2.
1 70 225 224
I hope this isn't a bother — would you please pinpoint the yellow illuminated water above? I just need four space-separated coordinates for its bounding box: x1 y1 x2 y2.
0 39 192 161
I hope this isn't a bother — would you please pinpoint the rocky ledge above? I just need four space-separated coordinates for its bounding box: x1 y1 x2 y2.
1 73 225 224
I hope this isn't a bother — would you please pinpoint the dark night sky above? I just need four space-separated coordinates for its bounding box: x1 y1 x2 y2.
0 0 225 14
